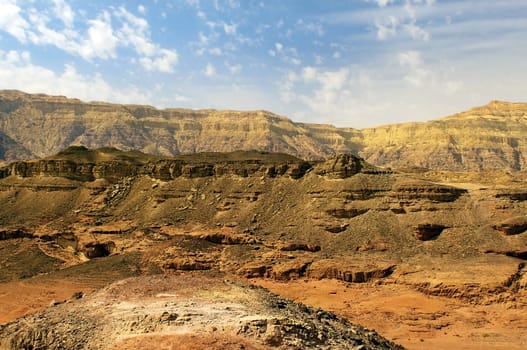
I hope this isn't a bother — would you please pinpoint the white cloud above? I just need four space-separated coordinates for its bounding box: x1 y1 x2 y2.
222 22 237 35
289 58 301 65
114 7 178 72
174 94 191 103
302 66 317 81
397 50 430 87
79 11 118 60
185 0 200 7
297 19 324 37
0 4 178 73
227 0 240 8
209 47 222 56
115 7 154 56
140 49 178 73
0 50 149 104
445 80 463 95
270 43 301 65
368 0 432 42
372 0 396 7
398 50 422 67
0 0 30 42
228 63 242 74
198 32 210 45
282 66 352 116
204 62 216 77
196 10 206 19
375 16 399 40
52 0 75 27
138 5 146 15
404 21 429 41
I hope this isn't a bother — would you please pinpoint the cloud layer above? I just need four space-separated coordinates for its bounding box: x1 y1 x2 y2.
0 1 178 72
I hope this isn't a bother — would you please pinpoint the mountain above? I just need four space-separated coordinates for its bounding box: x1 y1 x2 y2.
1 148 526 348
359 100 527 171
1 90 526 170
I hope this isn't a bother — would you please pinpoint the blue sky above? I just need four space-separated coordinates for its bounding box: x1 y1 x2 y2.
1 0 526 128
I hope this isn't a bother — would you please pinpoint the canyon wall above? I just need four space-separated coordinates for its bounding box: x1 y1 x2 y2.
1 90 526 170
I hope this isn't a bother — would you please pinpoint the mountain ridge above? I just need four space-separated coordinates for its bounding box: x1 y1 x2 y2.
1 90 526 171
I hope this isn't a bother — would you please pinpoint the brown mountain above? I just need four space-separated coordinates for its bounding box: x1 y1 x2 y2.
1 90 526 170
0 148 526 348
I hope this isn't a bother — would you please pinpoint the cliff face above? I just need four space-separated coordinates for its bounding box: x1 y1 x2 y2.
0 147 370 183
0 90 350 163
1 90 526 171
358 101 527 171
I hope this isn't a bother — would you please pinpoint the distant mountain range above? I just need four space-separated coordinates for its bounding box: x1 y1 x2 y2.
1 90 526 171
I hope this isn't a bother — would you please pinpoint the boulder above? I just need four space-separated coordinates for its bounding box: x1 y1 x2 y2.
307 259 395 283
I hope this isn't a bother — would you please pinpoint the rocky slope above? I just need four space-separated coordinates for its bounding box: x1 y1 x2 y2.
0 148 526 348
0 274 403 350
1 90 526 170
0 148 525 293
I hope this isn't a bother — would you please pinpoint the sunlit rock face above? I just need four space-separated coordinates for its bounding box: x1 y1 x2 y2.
1 90 527 171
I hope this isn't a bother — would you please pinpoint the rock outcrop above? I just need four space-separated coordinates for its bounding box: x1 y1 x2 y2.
1 90 527 171
0 147 367 182
493 217 527 235
1 148 527 349
0 274 404 350
413 224 446 241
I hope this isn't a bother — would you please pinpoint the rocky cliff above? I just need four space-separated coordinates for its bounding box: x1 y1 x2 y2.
358 101 527 171
1 90 526 170
1 148 526 348
0 146 324 182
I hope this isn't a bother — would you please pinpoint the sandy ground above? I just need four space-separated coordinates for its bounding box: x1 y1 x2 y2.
1 274 526 350
1 274 402 350
253 279 527 350
111 334 270 350
0 278 98 324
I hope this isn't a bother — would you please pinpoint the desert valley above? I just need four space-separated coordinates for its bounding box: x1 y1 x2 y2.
0 90 526 349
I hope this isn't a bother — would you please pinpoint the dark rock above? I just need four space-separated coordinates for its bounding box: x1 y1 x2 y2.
492 216 527 235
0 228 33 240
82 242 115 258
414 224 446 241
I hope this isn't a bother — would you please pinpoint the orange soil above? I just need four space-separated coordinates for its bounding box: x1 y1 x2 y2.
252 279 527 350
2 275 526 350
0 278 98 324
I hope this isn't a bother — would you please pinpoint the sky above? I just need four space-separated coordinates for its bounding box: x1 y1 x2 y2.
0 0 526 128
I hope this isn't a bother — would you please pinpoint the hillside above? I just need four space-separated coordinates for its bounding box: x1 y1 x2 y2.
359 100 527 171
1 90 526 170
0 148 526 348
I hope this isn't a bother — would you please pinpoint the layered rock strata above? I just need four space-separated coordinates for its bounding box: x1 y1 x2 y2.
1 90 527 171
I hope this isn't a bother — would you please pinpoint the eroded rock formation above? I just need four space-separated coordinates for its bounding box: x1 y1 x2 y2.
1 90 527 171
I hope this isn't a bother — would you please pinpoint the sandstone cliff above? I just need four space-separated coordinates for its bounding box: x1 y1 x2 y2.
358 101 527 171
1 90 526 170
